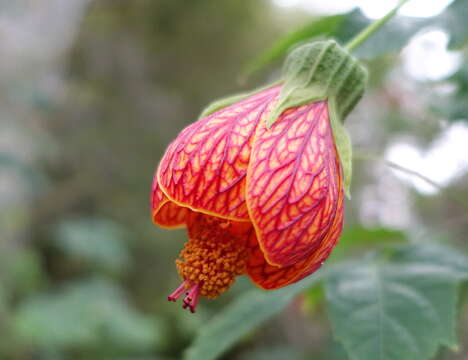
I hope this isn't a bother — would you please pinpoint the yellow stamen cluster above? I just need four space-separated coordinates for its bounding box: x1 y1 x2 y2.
176 216 248 298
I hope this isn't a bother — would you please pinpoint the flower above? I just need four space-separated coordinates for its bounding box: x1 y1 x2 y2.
152 85 344 312
151 41 366 312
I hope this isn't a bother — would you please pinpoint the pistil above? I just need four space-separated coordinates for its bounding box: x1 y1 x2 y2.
167 214 250 312
167 280 190 302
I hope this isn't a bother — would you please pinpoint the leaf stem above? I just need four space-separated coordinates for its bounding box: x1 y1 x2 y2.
345 0 413 52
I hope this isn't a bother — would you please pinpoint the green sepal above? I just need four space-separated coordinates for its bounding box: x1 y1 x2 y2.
329 97 352 198
198 93 251 119
267 40 367 128
198 81 281 120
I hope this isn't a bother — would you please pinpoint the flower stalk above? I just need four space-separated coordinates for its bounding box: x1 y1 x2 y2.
345 0 414 52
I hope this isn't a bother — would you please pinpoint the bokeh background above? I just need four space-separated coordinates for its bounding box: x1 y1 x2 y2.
1 0 468 359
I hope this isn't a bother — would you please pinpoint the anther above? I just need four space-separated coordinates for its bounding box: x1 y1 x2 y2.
169 215 250 311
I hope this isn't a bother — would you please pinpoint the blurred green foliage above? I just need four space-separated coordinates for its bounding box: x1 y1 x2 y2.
14 277 159 353
1 0 468 359
53 218 130 273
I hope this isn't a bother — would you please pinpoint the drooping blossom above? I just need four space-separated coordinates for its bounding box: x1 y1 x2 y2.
151 40 366 312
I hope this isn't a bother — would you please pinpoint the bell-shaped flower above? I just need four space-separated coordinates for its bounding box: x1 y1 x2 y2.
151 40 367 312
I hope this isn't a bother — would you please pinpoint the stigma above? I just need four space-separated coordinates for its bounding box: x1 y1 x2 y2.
167 214 250 312
167 280 200 313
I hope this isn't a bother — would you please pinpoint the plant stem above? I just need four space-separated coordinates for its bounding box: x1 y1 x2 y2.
345 0 413 52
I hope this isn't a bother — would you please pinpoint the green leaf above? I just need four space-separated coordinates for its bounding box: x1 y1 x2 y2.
244 0 468 78
243 9 429 77
432 61 468 122
303 286 325 315
330 226 407 262
184 268 328 360
437 0 468 49
53 218 130 272
325 243 468 360
341 227 407 245
303 227 406 317
243 14 345 78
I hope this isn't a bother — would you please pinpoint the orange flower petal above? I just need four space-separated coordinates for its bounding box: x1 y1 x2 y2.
246 169 344 289
158 86 280 221
246 100 342 267
152 178 191 228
